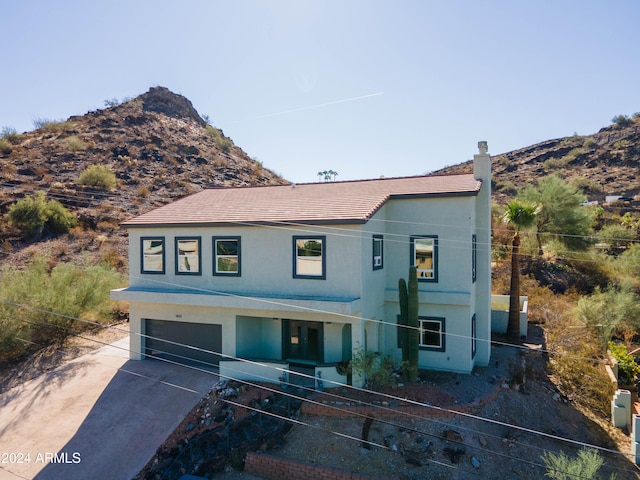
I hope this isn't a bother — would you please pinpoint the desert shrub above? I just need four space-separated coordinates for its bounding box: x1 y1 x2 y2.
60 135 87 151
570 176 602 194
33 118 73 133
616 243 640 276
0 255 125 363
205 124 234 154
544 293 615 417
583 136 597 148
543 157 569 170
1 126 25 144
350 347 396 388
0 138 11 154
78 164 117 190
611 114 631 127
542 448 614 480
608 342 640 385
7 192 77 238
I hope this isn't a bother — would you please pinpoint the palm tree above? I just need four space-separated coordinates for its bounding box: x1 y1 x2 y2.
502 200 540 342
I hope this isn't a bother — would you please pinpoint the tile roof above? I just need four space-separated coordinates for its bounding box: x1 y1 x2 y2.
122 173 481 227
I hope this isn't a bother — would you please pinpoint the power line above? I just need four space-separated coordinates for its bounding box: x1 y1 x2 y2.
5 314 634 479
2 299 638 477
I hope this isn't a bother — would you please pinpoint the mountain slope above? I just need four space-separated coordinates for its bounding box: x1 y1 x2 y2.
437 116 640 202
0 87 287 265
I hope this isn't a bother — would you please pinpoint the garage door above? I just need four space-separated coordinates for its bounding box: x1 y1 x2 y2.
145 320 222 367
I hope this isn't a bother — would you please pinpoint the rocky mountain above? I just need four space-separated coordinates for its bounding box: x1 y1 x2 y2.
0 87 287 266
437 115 640 203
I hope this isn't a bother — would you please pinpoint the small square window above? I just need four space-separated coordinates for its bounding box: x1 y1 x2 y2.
293 236 325 279
411 236 438 282
213 237 241 276
175 237 201 275
141 237 165 274
419 317 445 352
373 235 383 270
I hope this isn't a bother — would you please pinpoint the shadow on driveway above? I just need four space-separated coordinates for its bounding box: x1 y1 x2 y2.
0 344 217 480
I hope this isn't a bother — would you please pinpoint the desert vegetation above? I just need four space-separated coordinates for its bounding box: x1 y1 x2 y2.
493 174 640 420
0 254 125 365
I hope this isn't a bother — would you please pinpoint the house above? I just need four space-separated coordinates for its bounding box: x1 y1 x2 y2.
111 142 492 387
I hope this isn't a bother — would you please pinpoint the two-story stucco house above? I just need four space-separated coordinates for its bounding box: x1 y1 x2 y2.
111 142 492 387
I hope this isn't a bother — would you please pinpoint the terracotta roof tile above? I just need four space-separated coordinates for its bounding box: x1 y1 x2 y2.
122 173 481 227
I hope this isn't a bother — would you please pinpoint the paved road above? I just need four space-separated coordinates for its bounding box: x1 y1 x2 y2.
0 337 217 480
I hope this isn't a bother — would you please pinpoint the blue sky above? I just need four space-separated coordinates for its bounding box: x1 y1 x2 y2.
1 1 639 183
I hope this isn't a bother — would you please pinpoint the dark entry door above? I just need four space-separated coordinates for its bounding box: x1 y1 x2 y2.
284 320 323 363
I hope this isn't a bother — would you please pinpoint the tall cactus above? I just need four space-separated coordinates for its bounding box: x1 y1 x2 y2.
406 266 419 381
398 278 408 363
398 267 419 382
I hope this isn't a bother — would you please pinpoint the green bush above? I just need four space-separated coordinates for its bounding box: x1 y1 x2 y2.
0 138 11 155
350 347 396 388
33 118 73 133
608 342 640 385
205 124 234 154
0 256 125 363
611 114 631 127
78 164 117 190
1 126 25 144
542 448 614 480
7 192 77 238
583 137 597 148
60 135 87 151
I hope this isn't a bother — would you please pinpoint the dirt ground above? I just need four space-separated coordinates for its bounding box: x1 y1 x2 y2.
2 324 639 479
0 321 129 393
148 325 640 480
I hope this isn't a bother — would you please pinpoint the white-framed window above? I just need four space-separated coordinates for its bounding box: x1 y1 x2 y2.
141 237 165 274
213 237 241 276
175 237 201 275
411 235 438 282
293 236 326 279
373 235 383 270
419 317 445 351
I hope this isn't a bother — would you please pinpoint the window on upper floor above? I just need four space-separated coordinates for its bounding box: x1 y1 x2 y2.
293 236 326 279
411 235 438 282
213 237 241 276
419 317 445 352
141 237 165 274
472 234 477 283
471 314 477 359
373 235 383 270
175 237 201 275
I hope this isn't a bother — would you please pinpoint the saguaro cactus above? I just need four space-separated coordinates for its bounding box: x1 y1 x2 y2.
398 266 419 381
406 266 419 381
398 277 408 363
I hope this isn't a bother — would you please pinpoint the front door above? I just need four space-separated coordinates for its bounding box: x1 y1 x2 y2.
284 320 323 363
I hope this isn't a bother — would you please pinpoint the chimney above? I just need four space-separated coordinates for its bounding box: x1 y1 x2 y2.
473 141 490 182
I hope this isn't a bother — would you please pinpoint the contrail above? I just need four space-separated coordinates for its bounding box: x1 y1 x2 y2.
237 92 384 121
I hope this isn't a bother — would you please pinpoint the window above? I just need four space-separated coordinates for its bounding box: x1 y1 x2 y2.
213 237 241 276
293 236 325 279
141 237 165 274
175 237 201 275
373 235 383 270
411 236 438 282
419 317 445 351
471 314 477 359
472 234 477 283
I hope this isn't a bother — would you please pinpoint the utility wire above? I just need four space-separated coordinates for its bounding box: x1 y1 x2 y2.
3 300 638 478
6 315 633 480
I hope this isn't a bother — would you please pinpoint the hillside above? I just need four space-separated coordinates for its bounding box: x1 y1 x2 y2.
437 115 640 203
0 87 287 266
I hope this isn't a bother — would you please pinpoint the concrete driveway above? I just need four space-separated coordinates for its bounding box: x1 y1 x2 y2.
0 337 217 480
